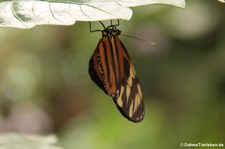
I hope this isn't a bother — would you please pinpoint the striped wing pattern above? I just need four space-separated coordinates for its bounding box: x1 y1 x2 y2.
89 29 144 123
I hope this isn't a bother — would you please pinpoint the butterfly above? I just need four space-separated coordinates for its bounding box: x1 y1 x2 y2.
88 21 144 123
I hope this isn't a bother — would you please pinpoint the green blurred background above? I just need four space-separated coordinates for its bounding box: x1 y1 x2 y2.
0 0 225 148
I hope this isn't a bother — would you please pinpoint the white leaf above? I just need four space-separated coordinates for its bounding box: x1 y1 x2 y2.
217 0 225 3
0 133 63 149
118 0 186 7
0 0 186 28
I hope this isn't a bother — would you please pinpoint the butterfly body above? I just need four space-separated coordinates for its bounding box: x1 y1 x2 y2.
89 25 144 123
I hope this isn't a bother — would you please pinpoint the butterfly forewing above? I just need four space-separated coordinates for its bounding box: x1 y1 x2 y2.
113 35 144 122
89 27 144 123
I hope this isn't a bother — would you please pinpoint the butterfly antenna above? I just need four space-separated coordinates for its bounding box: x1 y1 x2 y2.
99 21 106 29
120 34 156 46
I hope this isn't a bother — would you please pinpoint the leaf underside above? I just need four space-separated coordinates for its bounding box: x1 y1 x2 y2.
0 0 186 28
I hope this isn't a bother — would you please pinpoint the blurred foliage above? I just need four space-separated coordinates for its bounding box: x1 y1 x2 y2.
0 0 225 149
0 133 63 149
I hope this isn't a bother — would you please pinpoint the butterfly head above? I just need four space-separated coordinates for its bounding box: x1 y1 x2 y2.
102 26 121 38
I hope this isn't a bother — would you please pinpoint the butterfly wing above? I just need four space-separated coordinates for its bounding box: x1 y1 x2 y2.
89 35 144 123
89 40 108 94
89 37 120 97
112 35 144 122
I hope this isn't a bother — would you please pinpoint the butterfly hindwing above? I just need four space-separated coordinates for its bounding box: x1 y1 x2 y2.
89 40 108 94
89 37 121 98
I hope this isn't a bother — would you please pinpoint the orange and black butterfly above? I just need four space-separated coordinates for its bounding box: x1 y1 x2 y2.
88 21 144 123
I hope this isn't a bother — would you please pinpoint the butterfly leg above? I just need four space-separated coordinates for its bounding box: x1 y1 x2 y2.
89 22 103 33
